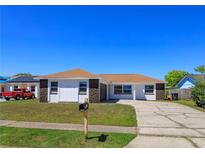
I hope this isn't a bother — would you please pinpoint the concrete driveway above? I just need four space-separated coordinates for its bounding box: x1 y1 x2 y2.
118 100 205 148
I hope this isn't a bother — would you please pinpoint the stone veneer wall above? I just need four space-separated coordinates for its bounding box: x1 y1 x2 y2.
156 83 165 100
40 79 48 103
89 79 99 103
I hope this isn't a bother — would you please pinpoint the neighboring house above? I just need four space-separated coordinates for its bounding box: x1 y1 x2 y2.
0 76 10 93
37 68 165 103
176 74 205 89
7 76 40 98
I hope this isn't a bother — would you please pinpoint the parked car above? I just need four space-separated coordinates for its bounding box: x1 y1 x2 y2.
1 88 35 101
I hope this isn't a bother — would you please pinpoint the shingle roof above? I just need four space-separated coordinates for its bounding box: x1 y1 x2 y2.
37 68 164 83
38 68 98 79
0 80 7 84
99 74 164 83
186 74 205 81
0 76 10 84
0 76 9 80
8 76 39 83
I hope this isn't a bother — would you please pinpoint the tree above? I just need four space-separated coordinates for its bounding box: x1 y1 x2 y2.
14 73 32 77
191 79 205 108
194 65 205 74
165 70 188 88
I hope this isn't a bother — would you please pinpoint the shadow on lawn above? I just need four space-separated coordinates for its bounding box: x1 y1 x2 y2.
87 134 109 142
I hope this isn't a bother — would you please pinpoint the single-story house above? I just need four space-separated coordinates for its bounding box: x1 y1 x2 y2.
37 68 165 103
176 74 205 89
7 76 40 98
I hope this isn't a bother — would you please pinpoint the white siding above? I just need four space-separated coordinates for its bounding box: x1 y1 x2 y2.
9 85 13 91
48 79 89 103
50 94 59 103
135 84 156 100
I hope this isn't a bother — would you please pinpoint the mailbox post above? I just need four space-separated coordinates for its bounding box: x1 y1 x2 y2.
83 111 88 140
79 98 89 141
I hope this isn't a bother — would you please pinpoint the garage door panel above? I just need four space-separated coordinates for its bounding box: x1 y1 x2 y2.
59 80 79 102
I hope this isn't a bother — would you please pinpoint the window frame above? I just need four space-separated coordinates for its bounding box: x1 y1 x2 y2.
114 85 123 94
79 81 87 95
30 85 35 92
145 85 154 95
123 85 132 94
114 85 132 95
14 85 18 90
50 82 58 94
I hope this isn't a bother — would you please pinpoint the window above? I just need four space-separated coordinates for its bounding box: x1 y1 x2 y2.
14 85 18 90
50 82 58 94
31 85 35 92
145 85 154 94
79 81 87 95
123 85 132 94
114 85 132 94
114 85 123 94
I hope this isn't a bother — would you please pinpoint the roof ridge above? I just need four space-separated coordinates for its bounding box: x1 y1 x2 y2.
98 73 142 75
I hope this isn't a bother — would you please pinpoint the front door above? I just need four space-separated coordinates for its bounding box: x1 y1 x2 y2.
135 85 146 100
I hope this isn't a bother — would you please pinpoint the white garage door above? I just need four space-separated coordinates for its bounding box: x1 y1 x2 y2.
59 80 79 102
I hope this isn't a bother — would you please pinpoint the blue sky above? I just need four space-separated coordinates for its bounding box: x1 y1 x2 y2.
0 6 205 79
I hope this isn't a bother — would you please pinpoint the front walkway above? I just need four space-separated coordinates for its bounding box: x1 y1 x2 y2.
118 100 205 148
0 120 136 134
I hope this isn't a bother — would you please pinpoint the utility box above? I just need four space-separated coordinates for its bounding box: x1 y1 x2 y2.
171 93 178 100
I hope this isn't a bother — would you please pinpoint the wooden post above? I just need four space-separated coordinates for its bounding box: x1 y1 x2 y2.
83 111 88 141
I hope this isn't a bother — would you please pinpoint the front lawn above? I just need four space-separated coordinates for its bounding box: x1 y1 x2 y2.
0 126 136 148
0 99 136 127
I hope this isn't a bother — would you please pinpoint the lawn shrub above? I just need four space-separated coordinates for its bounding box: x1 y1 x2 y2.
191 79 205 108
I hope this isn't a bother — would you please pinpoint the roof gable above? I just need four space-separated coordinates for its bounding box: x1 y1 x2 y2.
176 74 205 88
176 76 195 88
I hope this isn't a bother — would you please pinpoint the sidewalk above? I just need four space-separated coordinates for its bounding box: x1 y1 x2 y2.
0 120 137 134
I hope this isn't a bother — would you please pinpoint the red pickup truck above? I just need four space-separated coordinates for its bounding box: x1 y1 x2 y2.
2 88 35 101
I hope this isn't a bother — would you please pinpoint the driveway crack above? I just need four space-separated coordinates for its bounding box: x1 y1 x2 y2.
154 111 205 137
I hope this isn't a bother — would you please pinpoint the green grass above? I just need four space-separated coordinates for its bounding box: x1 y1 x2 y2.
0 99 136 127
155 99 205 112
173 100 205 112
0 126 136 148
